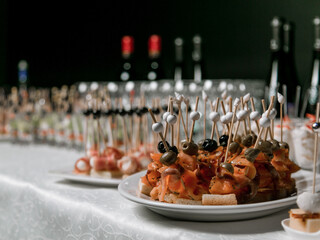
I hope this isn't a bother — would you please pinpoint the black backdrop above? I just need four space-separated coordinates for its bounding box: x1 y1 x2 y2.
1 0 320 88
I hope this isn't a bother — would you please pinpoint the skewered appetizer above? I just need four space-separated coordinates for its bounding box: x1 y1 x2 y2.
288 103 320 233
140 93 299 205
73 95 158 179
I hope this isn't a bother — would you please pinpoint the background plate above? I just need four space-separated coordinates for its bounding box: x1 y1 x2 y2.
49 169 122 187
118 171 297 221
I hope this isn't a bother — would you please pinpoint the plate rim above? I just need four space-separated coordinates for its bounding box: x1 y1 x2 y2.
118 170 297 211
49 168 123 185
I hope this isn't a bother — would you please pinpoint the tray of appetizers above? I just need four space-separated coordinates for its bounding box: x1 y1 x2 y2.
118 170 298 221
119 93 301 221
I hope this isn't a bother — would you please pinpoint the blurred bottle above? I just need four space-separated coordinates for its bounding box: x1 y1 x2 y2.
174 37 184 81
18 60 28 89
306 17 320 114
147 35 163 81
119 36 136 81
192 35 204 83
266 17 285 109
282 21 299 116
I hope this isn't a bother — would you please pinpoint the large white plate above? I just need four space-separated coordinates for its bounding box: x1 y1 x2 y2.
118 171 298 221
49 169 122 187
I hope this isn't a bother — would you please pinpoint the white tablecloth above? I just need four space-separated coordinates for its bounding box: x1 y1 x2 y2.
0 142 319 240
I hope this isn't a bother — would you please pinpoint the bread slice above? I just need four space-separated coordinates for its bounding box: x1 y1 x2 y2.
90 169 123 179
202 194 237 205
289 209 320 233
163 194 201 205
138 178 153 196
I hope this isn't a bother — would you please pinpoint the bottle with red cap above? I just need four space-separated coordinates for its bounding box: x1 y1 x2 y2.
147 35 164 81
119 36 136 81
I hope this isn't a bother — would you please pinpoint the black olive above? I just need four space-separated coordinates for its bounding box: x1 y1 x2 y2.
182 141 198 155
127 109 134 116
136 109 143 117
173 107 179 115
160 150 177 166
279 142 289 150
256 140 272 153
83 110 91 116
244 148 261 162
93 110 101 119
141 107 148 114
219 135 229 147
241 135 253 147
198 138 218 152
119 109 126 116
249 133 257 145
152 108 160 115
169 146 179 154
157 141 170 153
234 135 242 144
270 139 280 151
229 142 240 154
220 162 234 174
66 106 73 114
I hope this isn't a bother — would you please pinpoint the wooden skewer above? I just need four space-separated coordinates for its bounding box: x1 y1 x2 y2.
250 97 260 134
245 102 252 134
241 97 248 135
254 96 275 148
189 97 199 143
220 100 230 133
148 109 169 152
261 99 272 141
210 97 220 140
170 99 174 146
280 101 283 143
177 111 181 150
163 97 170 140
185 100 189 134
177 103 189 141
203 97 207 139
225 104 240 163
313 102 320 194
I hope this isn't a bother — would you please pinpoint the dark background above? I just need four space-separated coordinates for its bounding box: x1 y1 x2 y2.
0 0 320 88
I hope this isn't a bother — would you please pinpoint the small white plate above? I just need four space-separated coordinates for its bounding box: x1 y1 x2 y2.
118 171 297 221
282 218 320 239
49 169 122 187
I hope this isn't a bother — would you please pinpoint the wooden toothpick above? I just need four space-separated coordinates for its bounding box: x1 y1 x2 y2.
189 97 200 143
312 102 320 194
149 109 169 152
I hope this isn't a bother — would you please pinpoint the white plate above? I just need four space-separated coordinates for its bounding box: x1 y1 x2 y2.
49 169 122 187
282 218 320 239
118 171 297 221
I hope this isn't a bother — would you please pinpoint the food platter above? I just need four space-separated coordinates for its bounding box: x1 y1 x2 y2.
282 218 320 239
118 171 298 221
49 168 122 187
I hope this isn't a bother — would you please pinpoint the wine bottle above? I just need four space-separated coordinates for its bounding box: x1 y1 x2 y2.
192 35 203 83
174 37 184 81
306 17 320 114
266 17 285 108
147 35 163 81
119 36 135 81
18 60 28 89
282 21 299 117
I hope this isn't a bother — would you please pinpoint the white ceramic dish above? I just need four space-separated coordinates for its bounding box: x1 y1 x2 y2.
282 218 320 239
118 171 297 221
49 169 122 187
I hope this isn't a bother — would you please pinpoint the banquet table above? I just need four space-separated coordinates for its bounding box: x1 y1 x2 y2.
0 142 319 240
